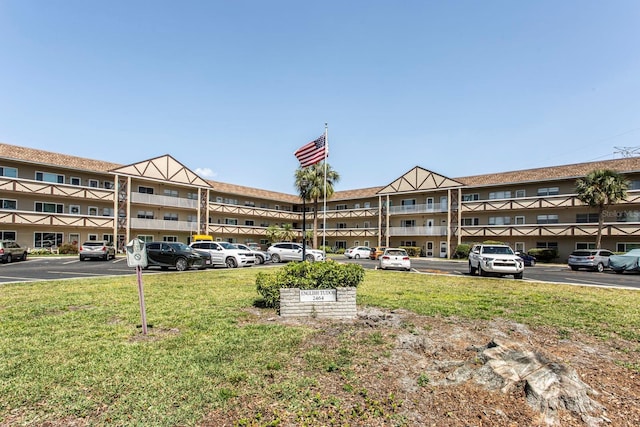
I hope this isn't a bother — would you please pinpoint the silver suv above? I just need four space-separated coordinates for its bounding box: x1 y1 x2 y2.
190 241 255 268
79 241 116 261
568 249 613 272
232 243 271 265
0 241 28 263
268 242 325 263
468 244 524 279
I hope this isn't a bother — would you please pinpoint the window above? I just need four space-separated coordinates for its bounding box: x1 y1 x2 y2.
187 215 197 223
138 186 154 194
88 207 98 216
462 218 479 226
536 242 558 249
35 171 64 184
137 211 154 219
354 203 361 209
69 205 80 215
0 199 16 210
363 221 370 228
163 236 178 242
337 223 347 229
245 220 255 226
488 216 511 225
401 219 415 227
88 234 98 241
400 241 417 246
629 180 640 190
163 189 179 197
617 242 640 252
0 166 17 178
462 193 479 201
244 201 255 207
35 202 63 213
336 204 347 210
163 213 178 221
364 202 371 208
537 214 559 224
335 241 347 249
103 181 114 189
69 233 79 245
187 192 198 200
515 216 525 225
137 235 153 243
34 232 63 248
102 234 113 243
224 198 238 205
515 189 526 198
515 242 525 252
0 231 16 240
88 179 99 188
401 199 416 206
225 218 238 225
537 187 559 196
102 208 113 216
576 213 599 223
70 177 81 186
489 191 511 199
576 242 597 250
216 196 223 203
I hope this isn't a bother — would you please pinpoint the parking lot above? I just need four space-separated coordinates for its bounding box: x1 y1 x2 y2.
0 255 638 290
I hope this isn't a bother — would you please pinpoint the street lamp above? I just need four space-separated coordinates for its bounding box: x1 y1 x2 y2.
301 178 308 262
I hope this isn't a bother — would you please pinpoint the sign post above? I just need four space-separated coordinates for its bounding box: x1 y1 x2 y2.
126 239 149 335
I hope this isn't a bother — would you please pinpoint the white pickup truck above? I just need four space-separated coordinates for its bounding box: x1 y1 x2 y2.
468 244 524 279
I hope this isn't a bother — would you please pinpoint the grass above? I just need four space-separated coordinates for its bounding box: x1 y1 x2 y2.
0 268 639 425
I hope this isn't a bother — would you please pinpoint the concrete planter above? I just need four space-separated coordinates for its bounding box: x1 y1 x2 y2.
279 287 357 319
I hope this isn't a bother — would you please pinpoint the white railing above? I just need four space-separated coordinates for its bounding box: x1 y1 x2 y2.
388 226 448 236
131 192 199 209
389 203 448 214
130 218 198 231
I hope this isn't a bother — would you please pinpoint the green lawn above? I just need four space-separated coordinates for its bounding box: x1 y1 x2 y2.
0 268 638 425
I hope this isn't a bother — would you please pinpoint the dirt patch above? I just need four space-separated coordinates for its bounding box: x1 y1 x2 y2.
207 307 640 426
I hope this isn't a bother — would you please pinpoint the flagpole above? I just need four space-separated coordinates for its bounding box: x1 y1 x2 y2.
323 123 328 256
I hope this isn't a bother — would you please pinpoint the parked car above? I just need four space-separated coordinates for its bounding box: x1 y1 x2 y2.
79 241 116 261
0 241 28 263
515 251 536 267
378 248 411 271
191 249 213 268
232 243 270 264
468 244 524 279
145 242 205 271
567 249 613 272
245 242 262 251
344 246 371 259
369 247 387 260
190 241 255 268
268 242 325 263
608 248 640 274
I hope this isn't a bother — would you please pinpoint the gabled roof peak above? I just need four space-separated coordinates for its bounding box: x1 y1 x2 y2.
377 166 463 194
110 154 211 188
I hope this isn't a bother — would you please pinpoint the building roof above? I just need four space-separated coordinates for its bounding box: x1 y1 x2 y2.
456 157 640 187
0 142 121 172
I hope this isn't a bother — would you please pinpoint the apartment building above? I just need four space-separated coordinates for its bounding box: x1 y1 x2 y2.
1 142 639 260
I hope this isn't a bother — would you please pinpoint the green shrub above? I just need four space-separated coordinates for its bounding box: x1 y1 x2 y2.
319 245 333 254
335 248 346 255
28 248 52 255
527 248 558 262
256 260 365 308
453 244 471 259
58 243 78 254
399 246 421 257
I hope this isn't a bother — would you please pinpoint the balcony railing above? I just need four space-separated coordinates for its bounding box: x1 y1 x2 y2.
131 192 199 209
130 218 198 231
388 226 448 236
388 203 448 214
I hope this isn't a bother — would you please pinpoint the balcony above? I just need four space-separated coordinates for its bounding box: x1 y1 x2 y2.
130 218 198 232
461 222 640 238
0 209 114 228
0 177 113 201
388 226 448 236
131 192 199 209
388 203 448 214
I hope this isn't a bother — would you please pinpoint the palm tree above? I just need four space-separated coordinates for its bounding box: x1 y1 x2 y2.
575 169 629 249
265 225 282 243
295 163 340 248
279 223 295 242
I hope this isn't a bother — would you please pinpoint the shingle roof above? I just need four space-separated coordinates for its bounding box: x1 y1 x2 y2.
456 157 640 187
0 142 121 172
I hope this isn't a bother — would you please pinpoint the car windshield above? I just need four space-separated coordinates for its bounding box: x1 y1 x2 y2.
386 250 407 256
481 246 514 255
571 251 593 257
219 242 236 250
83 242 106 247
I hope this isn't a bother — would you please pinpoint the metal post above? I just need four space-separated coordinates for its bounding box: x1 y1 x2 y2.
301 179 308 262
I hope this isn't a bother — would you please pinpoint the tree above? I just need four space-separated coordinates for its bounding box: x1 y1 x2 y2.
575 169 629 249
265 225 282 243
295 163 340 248
280 223 295 242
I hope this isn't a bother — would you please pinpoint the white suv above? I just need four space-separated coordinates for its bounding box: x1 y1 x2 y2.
468 244 524 279
190 241 255 268
268 242 325 263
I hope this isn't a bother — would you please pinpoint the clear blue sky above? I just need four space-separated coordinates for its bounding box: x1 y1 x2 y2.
1 1 639 194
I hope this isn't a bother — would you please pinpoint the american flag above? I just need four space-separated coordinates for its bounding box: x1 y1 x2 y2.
294 134 328 168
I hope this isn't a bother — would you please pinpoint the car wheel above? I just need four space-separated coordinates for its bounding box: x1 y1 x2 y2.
225 257 238 268
514 272 523 279
614 270 624 274
255 255 264 264
20 252 27 261
478 265 485 276
79 255 85 261
305 254 315 262
570 266 579 271
6 254 12 263
530 260 535 267
175 258 188 271
469 262 477 275
271 254 280 263
596 263 604 273
354 254 360 259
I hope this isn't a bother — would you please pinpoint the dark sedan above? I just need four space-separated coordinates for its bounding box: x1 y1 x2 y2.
515 251 536 267
145 242 205 271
